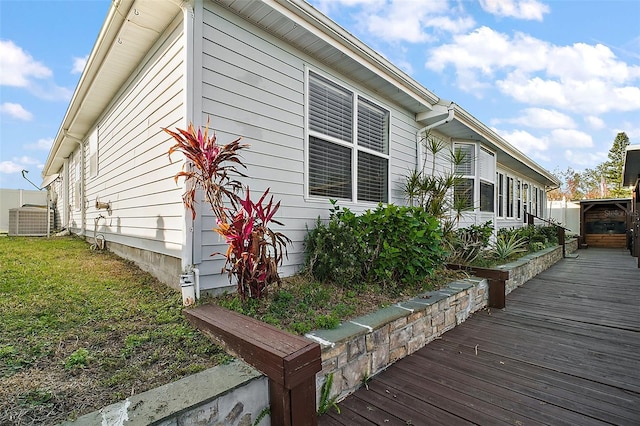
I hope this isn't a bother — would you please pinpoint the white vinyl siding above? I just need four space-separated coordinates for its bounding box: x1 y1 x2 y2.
82 18 185 258
307 71 389 203
198 4 416 290
89 128 98 178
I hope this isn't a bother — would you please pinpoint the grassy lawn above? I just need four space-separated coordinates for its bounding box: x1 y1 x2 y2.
0 236 229 425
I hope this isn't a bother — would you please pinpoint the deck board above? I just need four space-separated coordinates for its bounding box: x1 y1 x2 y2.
319 248 640 425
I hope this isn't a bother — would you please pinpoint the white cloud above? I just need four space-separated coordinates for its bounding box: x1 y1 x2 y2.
0 161 23 174
564 149 607 167
427 27 640 115
72 55 88 74
24 138 53 151
0 40 51 87
0 155 44 175
0 102 33 121
584 116 605 130
549 129 593 148
479 0 549 21
493 128 549 155
0 40 72 101
498 108 575 129
314 0 474 43
427 27 549 75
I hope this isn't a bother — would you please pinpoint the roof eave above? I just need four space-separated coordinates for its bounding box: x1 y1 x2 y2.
454 106 559 188
622 144 640 187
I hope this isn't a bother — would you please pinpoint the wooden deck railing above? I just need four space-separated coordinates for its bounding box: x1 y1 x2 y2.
184 304 322 426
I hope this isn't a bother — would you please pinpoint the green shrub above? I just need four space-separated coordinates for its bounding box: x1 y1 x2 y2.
305 201 445 291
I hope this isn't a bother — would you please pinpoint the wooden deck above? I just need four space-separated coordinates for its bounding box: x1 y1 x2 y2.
319 248 640 425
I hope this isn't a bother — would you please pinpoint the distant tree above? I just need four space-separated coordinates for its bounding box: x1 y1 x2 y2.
603 132 631 198
581 164 608 199
548 167 584 200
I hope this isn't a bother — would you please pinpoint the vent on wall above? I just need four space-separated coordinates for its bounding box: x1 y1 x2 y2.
8 207 53 236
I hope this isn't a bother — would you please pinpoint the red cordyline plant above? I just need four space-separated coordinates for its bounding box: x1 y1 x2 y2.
164 120 248 221
164 121 290 300
214 188 291 299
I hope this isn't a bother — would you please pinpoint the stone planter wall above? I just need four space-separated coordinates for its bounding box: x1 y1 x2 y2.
308 241 577 404
305 277 488 404
65 241 578 423
64 361 269 426
498 239 577 295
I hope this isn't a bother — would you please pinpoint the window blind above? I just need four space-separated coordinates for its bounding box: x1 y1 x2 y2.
309 72 352 143
357 151 388 202
308 136 352 199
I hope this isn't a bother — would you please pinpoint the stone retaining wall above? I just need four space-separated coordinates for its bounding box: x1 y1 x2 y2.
305 277 489 404
66 242 577 423
64 361 269 426
308 241 577 404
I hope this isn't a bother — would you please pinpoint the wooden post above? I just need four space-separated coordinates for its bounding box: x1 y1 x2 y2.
488 279 506 309
557 226 565 258
527 212 534 226
184 305 322 426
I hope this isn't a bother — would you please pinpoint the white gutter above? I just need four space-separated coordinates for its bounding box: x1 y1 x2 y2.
416 103 455 170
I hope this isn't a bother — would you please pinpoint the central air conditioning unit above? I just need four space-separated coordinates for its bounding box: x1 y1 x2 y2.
8 206 53 236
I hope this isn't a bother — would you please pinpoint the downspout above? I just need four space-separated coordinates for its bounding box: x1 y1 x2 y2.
416 102 455 170
179 1 197 303
64 130 86 236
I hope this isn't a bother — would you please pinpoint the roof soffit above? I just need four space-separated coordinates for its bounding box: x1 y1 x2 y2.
43 0 180 176
623 144 640 187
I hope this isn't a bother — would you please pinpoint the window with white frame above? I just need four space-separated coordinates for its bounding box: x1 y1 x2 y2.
308 71 389 203
479 147 495 212
507 177 514 217
453 142 475 210
89 128 98 178
516 179 521 219
497 173 504 217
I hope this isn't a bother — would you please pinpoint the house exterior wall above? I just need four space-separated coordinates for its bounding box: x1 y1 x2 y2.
495 165 548 230
85 17 186 284
195 2 427 290
68 148 83 233
48 15 187 286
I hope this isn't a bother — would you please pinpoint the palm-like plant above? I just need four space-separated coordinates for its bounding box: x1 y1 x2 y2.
214 188 291 299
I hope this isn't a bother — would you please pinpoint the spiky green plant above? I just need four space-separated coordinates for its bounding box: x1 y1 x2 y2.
490 233 528 262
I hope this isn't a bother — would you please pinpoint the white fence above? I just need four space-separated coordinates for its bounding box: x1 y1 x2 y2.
547 199 580 235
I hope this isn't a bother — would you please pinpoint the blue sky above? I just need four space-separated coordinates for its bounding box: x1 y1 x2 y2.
1 0 639 190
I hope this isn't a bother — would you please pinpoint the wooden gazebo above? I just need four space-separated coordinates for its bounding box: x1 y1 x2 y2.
579 199 632 249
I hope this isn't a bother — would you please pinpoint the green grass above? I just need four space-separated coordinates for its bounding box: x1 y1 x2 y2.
0 236 229 425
